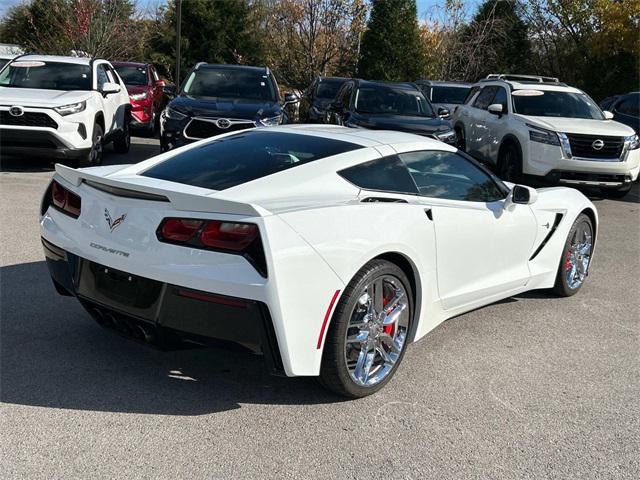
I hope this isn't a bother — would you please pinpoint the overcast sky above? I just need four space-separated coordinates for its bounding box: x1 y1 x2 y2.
0 0 478 22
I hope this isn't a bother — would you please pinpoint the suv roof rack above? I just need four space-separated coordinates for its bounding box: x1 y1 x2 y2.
482 74 562 84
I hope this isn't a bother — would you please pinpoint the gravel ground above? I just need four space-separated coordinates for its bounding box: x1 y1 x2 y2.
1 136 639 479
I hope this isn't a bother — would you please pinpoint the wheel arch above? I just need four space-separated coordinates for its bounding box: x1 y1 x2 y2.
94 111 105 133
580 206 598 248
369 251 423 343
498 134 523 163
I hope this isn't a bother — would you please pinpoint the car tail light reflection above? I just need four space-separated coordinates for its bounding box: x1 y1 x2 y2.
51 180 81 218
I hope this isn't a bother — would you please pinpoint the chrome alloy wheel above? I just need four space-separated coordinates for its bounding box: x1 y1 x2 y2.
344 275 410 387
564 221 593 290
90 134 103 165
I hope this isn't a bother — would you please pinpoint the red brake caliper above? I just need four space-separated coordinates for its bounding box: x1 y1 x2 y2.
382 295 395 337
565 250 572 270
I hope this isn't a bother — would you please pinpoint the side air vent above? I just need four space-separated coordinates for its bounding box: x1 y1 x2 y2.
529 213 563 261
84 180 170 202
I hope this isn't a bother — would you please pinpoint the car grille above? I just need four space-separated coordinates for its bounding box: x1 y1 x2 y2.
0 110 58 129
184 118 255 139
566 133 624 160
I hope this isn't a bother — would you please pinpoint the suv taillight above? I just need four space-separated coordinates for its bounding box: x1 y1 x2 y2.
157 218 266 276
50 180 81 218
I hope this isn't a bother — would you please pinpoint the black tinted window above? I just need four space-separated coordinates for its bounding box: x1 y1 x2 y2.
115 65 148 86
143 131 362 190
339 156 418 194
316 80 346 99
493 87 508 111
512 91 603 119
617 95 639 117
464 86 480 104
182 68 276 101
431 86 471 104
473 86 498 110
0 61 91 91
399 150 507 202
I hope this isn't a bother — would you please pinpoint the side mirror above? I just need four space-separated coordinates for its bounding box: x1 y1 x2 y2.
510 184 538 206
155 79 166 88
163 84 176 98
437 107 450 118
488 103 504 116
101 82 121 95
283 92 299 106
603 110 614 120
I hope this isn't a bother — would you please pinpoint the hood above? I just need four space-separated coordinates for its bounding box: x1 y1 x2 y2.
350 113 452 135
519 115 635 137
0 87 91 107
169 94 281 120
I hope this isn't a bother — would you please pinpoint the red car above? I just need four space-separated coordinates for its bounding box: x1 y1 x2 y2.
112 62 167 134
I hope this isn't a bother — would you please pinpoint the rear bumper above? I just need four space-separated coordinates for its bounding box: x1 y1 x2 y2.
42 237 284 374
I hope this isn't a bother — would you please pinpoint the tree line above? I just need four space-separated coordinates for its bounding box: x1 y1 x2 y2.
1 0 637 100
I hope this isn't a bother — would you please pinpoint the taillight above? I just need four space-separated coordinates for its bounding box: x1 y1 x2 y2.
200 221 258 251
157 217 266 276
50 180 81 218
160 218 203 242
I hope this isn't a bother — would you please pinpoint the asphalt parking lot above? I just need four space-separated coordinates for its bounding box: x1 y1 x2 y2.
1 136 639 479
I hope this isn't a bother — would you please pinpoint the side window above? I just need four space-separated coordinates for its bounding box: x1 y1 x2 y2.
492 87 508 112
340 83 354 108
464 86 480 104
473 86 497 110
616 96 639 117
96 64 109 90
399 150 507 202
338 155 419 194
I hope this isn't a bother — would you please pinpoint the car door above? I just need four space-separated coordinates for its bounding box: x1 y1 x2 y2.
466 86 497 160
397 149 537 310
95 63 119 134
480 85 510 163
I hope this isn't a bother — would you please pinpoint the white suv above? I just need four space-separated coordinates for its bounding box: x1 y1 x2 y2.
452 74 639 197
0 55 131 167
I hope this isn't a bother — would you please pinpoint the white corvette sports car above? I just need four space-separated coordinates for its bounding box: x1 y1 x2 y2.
40 126 597 397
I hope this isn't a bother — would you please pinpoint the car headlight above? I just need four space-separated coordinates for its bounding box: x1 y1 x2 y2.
435 129 457 143
130 92 148 101
259 114 283 127
164 106 187 121
527 124 560 146
625 133 639 150
54 101 86 116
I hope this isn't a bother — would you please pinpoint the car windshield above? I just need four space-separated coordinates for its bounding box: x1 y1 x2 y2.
115 65 147 86
512 90 604 119
0 61 91 91
355 86 434 117
316 80 345 99
182 68 276 101
142 130 362 190
431 86 470 104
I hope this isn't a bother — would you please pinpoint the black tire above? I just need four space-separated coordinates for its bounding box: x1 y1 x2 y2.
74 123 103 168
455 126 466 151
498 143 522 183
113 116 131 153
600 184 631 199
552 213 594 297
319 259 413 398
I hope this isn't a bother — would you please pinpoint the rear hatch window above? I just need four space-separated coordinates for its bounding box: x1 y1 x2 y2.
142 130 362 190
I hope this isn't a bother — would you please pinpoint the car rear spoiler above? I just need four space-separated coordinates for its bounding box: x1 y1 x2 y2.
54 164 270 217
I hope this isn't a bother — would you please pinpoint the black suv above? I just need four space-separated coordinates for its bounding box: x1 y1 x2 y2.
299 76 349 123
326 79 456 144
600 92 639 133
160 63 296 151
